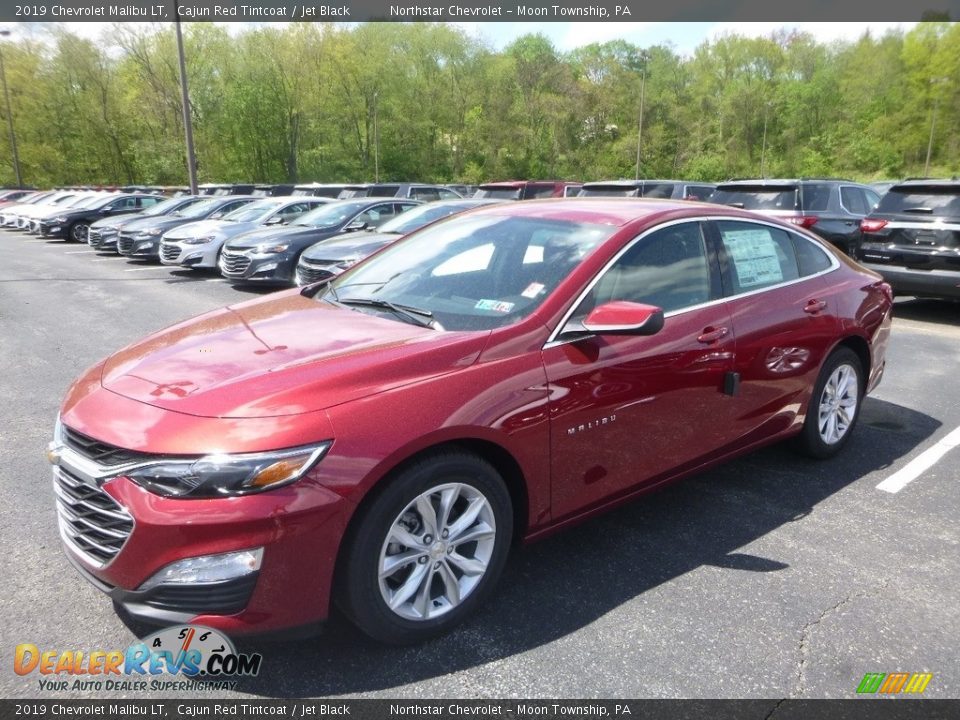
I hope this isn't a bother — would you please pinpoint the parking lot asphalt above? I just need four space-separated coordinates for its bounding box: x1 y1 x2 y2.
1 234 958 700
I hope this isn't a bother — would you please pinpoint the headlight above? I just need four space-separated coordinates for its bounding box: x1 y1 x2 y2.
252 243 290 255
124 442 331 498
181 234 217 245
53 216 69 224
47 414 64 464
138 227 163 237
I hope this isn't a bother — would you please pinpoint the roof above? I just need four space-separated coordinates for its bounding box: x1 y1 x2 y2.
465 197 727 227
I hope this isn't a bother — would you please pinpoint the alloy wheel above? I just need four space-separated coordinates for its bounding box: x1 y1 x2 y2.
378 482 496 621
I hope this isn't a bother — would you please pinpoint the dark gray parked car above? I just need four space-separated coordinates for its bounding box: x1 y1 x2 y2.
856 179 960 299
295 198 503 286
116 196 256 259
709 179 881 255
220 198 421 285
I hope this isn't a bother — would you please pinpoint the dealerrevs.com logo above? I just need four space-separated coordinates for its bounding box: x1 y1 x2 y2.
15 625 262 692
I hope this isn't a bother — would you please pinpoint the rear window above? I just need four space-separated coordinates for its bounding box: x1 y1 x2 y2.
711 186 799 211
640 183 677 199
579 185 640 197
476 188 522 200
875 187 960 218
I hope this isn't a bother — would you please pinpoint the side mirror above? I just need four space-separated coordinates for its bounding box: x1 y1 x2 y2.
575 301 664 337
264 216 285 225
345 219 368 231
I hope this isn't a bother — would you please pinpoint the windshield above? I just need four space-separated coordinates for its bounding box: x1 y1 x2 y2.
175 198 226 219
222 199 284 223
67 195 105 209
376 203 474 235
143 197 193 216
710 186 799 211
292 201 371 229
323 214 614 331
475 187 522 200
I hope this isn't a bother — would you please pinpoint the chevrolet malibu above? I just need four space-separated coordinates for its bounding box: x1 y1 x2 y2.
49 199 892 644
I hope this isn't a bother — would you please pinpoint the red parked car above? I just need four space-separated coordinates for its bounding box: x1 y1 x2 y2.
49 199 892 644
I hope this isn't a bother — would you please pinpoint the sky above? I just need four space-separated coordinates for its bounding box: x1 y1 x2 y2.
12 21 917 55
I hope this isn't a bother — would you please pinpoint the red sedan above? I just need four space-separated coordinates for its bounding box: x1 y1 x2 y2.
49 199 892 644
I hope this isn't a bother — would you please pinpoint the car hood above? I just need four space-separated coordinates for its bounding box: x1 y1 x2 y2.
121 216 192 233
163 218 236 240
99 289 488 418
301 231 400 262
226 225 340 251
90 212 140 229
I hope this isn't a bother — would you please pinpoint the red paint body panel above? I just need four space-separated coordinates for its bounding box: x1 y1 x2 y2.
54 199 893 635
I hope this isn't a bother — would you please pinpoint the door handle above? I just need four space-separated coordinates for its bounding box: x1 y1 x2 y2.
804 299 827 314
697 326 729 344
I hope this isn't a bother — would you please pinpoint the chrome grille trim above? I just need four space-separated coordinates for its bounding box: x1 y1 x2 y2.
220 250 252 275
53 466 134 569
160 244 181 263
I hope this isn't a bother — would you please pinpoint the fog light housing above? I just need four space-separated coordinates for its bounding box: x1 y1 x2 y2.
138 548 263 591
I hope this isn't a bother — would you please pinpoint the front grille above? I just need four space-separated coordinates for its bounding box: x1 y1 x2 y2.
54 467 134 567
160 244 181 263
220 250 251 275
62 426 151 466
296 262 335 286
87 228 101 245
142 575 258 614
117 232 136 254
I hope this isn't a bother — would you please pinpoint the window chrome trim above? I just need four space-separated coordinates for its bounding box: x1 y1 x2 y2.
543 215 841 349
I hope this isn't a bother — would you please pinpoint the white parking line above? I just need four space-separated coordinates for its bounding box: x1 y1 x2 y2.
65 250 95 254
876 424 960 494
123 266 169 272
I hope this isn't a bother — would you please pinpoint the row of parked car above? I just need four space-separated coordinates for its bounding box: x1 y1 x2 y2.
2 176 958 299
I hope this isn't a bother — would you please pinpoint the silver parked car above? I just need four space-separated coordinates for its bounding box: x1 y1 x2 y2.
159 196 331 269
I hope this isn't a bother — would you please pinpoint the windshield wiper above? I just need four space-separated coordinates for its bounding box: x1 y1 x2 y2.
902 207 933 214
338 297 435 329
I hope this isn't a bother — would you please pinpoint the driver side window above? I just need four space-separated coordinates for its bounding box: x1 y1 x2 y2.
575 222 713 318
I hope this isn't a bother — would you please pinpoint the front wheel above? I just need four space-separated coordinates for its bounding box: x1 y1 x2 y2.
794 347 864 459
337 452 513 644
69 222 89 243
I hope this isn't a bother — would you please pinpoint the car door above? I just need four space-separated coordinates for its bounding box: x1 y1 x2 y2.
706 219 841 447
542 220 738 520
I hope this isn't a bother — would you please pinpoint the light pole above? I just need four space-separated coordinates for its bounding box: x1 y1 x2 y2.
174 14 198 194
924 77 948 178
759 101 772 178
634 69 646 182
0 29 23 187
373 91 379 183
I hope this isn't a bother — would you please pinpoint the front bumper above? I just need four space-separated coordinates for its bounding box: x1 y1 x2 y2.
89 228 120 250
54 456 352 635
159 240 219 268
219 249 297 284
39 222 68 239
117 233 161 258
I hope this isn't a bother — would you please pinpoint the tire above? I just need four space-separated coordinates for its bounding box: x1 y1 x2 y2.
794 347 864 459
336 451 513 644
69 222 90 243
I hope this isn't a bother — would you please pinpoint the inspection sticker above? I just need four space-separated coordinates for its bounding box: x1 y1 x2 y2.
521 282 545 299
475 299 515 313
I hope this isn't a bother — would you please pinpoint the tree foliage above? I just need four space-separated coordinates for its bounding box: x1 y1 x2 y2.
1 22 958 187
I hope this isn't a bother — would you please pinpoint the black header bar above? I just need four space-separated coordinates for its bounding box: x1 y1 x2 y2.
3 0 958 22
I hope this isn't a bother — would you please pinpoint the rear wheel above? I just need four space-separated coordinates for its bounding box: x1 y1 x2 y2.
337 452 512 644
795 347 863 458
